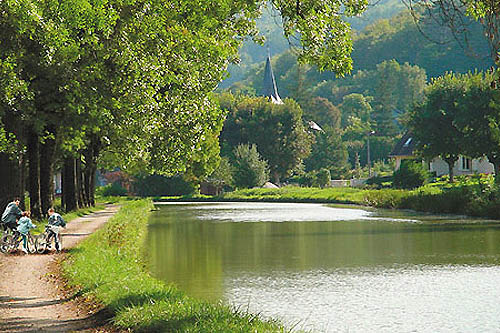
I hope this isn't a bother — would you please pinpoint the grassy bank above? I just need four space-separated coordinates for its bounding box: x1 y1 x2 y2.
212 177 500 219
61 199 287 332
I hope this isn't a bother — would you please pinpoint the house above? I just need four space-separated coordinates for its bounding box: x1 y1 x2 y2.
389 132 494 176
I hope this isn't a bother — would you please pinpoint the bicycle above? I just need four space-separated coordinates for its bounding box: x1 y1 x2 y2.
0 229 36 254
35 225 63 253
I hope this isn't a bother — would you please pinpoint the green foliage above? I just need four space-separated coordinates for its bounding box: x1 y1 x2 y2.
393 160 430 189
221 176 500 219
222 186 367 203
409 71 500 182
314 168 331 188
408 72 468 181
206 157 234 189
132 174 196 197
220 94 313 182
232 144 269 189
62 200 286 332
96 184 128 197
0 0 367 181
366 175 393 188
339 93 373 127
305 126 349 178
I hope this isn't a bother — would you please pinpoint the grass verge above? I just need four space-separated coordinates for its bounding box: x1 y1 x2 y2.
61 199 287 332
214 183 500 219
157 177 500 220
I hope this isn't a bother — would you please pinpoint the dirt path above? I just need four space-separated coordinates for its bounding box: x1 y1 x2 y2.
0 205 119 333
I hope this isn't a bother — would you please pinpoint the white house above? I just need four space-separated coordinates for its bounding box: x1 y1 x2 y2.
389 132 495 176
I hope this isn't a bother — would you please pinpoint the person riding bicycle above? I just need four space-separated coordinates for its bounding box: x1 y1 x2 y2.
17 211 36 254
46 208 65 252
1 198 22 232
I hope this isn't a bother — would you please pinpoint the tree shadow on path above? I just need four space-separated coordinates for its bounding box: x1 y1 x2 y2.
0 308 112 332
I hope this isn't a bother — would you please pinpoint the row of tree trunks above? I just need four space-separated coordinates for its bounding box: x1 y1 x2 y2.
27 129 42 219
40 129 57 216
62 150 99 213
63 157 78 212
0 153 25 211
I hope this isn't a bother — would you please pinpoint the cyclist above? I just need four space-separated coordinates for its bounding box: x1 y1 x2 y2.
1 198 22 232
17 211 36 254
47 208 65 252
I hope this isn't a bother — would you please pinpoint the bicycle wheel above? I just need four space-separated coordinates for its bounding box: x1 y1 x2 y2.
1 234 17 253
27 234 36 254
0 233 12 253
57 233 63 252
35 234 47 254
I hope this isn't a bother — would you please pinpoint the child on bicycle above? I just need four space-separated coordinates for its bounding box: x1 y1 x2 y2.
47 208 65 252
17 211 36 254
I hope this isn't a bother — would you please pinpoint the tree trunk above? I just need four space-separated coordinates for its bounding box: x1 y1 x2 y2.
27 131 42 219
83 135 101 207
40 131 57 216
0 153 22 211
19 155 27 211
75 157 86 208
63 157 77 212
89 164 97 206
491 159 500 184
444 156 458 183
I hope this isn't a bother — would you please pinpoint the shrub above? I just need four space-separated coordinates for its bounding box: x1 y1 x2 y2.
132 174 196 197
393 160 430 189
232 144 269 188
313 168 331 188
289 172 315 187
96 183 128 196
367 175 393 188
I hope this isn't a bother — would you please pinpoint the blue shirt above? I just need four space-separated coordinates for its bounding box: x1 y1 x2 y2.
48 213 65 227
17 217 36 235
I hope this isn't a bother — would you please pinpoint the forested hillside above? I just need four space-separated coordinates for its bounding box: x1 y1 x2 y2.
221 0 407 88
218 2 493 178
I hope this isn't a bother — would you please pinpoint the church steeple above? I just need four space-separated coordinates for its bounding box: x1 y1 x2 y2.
262 48 283 104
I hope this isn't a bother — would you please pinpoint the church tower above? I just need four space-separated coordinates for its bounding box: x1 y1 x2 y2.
262 50 283 104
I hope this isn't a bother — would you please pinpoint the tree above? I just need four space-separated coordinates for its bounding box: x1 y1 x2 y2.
408 73 467 182
232 144 269 188
304 127 349 179
302 97 342 129
314 168 331 188
220 95 313 183
339 93 373 127
0 0 369 212
206 157 234 194
454 71 500 182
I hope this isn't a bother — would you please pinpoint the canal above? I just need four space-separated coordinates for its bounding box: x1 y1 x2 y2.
146 202 500 332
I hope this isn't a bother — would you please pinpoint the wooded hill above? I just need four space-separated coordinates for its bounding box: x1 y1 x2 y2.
224 7 492 94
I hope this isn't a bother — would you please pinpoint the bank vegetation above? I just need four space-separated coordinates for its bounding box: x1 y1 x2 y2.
62 199 287 332
216 174 500 219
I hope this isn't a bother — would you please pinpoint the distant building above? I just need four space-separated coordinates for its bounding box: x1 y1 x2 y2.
262 52 283 104
390 132 494 176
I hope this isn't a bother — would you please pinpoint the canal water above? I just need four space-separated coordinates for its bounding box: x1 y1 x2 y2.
146 202 500 332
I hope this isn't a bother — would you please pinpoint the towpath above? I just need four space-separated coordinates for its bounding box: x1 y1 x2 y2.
0 205 119 332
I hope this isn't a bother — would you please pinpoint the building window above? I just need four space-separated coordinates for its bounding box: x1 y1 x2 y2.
461 157 471 171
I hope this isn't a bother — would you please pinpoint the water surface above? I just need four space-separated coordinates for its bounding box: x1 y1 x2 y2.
146 202 500 332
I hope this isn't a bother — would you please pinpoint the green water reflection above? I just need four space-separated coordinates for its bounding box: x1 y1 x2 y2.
146 202 500 302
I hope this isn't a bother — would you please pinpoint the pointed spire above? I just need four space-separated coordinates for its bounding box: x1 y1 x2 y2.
262 48 283 104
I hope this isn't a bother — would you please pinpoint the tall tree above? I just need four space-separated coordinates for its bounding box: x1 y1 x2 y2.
454 71 500 182
0 0 369 209
408 73 467 182
221 95 313 183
